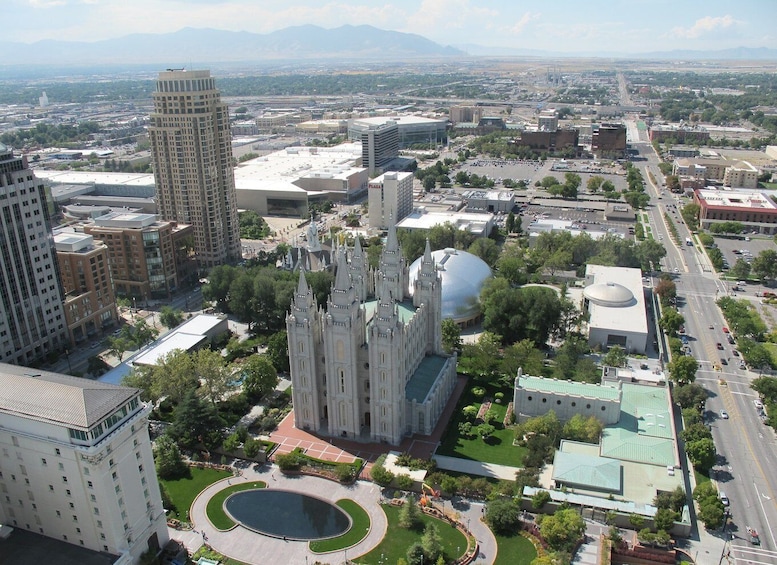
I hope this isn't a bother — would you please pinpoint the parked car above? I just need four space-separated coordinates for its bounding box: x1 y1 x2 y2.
720 491 729 505
732 350 739 357
727 336 735 344
754 399 764 409
722 327 730 333
716 343 724 350
720 358 728 366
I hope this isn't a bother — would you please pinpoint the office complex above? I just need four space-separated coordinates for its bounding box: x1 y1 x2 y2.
0 143 69 365
286 231 457 445
367 171 414 229
349 120 400 175
0 364 169 562
83 212 196 300
54 232 119 344
148 69 240 269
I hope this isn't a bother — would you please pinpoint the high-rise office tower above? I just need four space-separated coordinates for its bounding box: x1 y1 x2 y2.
0 143 69 365
148 69 241 269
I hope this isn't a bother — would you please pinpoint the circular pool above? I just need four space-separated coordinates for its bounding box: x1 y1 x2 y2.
224 489 351 540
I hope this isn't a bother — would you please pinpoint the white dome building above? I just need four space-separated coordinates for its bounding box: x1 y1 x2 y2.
583 265 648 354
408 248 492 325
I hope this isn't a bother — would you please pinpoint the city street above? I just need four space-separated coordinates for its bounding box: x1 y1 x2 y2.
633 138 777 562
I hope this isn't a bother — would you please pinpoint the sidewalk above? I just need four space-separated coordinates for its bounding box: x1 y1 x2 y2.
433 455 520 481
174 463 498 565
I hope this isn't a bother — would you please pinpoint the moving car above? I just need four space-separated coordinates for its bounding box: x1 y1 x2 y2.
720 358 728 366
720 491 729 505
720 410 729 420
747 526 760 545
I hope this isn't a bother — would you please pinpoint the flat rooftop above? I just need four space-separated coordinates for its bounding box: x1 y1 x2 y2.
234 143 362 186
516 375 621 401
585 264 648 337
0 528 118 565
33 170 155 188
397 209 493 236
695 188 777 211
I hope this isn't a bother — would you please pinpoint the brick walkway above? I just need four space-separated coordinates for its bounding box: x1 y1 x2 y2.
267 375 468 470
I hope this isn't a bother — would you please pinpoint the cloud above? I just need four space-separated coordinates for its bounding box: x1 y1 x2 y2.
404 0 498 35
507 11 540 35
672 15 736 39
25 0 67 6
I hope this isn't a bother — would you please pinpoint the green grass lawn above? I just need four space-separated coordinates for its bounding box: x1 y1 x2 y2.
159 467 231 521
193 546 250 565
694 469 711 488
206 481 267 530
762 343 777 367
354 504 468 564
493 532 537 565
437 389 527 466
309 499 371 553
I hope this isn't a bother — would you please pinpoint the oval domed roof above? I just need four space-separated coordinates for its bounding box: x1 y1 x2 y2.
408 248 492 323
583 282 635 308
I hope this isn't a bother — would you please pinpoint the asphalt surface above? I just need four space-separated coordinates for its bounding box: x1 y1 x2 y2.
633 138 777 564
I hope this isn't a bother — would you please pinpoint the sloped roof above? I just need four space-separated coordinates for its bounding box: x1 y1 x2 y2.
0 363 138 430
552 449 622 492
600 428 676 466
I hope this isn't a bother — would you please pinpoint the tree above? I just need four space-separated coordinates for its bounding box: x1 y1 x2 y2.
168 389 225 450
460 331 502 378
603 345 627 368
561 414 603 444
697 499 725 530
659 308 685 336
532 489 551 509
406 543 426 565
668 355 698 385
502 339 546 380
601 180 616 198
154 435 189 480
680 203 700 231
587 175 604 192
131 318 159 348
421 522 444 563
241 355 279 400
485 498 521 535
193 348 235 407
539 508 586 552
468 238 500 267
423 175 437 192
266 331 290 373
370 462 394 486
399 496 423 529
654 277 677 306
159 306 185 329
685 438 716 472
106 335 133 362
679 423 712 444
752 249 777 281
242 436 261 459
478 423 496 440
653 508 678 532
440 318 462 354
635 239 666 272
674 383 707 410
730 258 752 280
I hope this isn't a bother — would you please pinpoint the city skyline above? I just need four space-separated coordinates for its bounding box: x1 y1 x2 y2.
8 0 776 55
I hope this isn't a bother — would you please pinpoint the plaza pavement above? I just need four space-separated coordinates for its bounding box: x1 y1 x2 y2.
175 463 498 565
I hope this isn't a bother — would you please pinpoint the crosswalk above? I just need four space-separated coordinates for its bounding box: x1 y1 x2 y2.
729 541 777 565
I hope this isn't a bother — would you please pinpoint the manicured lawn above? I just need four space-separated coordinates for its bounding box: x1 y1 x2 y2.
309 499 371 553
355 504 468 564
159 467 231 521
193 546 251 565
437 388 527 466
206 481 267 530
695 469 711 488
493 532 537 565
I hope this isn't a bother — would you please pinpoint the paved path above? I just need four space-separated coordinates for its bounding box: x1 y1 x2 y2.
174 463 498 565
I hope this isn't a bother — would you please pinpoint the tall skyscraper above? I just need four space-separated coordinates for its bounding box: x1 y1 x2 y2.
148 69 241 269
0 143 69 365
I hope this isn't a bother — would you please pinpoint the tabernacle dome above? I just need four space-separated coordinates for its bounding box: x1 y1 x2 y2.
582 282 636 308
408 248 492 325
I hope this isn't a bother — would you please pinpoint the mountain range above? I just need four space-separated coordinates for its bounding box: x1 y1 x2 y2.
0 26 774 68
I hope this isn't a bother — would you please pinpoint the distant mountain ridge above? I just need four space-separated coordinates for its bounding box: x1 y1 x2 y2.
0 26 774 68
0 25 464 66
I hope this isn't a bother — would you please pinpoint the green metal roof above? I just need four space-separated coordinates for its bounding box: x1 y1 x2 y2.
599 383 676 466
405 355 449 403
552 449 622 493
362 299 417 325
517 375 621 401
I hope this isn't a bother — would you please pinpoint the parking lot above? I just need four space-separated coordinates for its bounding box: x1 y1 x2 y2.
711 235 777 277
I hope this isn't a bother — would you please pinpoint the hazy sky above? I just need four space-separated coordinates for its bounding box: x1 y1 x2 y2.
9 0 777 53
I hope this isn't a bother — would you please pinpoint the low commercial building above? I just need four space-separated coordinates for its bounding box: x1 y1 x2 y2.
693 188 777 234
583 264 648 354
348 116 447 149
591 124 627 159
649 125 710 144
0 364 169 562
396 208 495 238
54 232 119 344
516 129 579 153
462 189 515 213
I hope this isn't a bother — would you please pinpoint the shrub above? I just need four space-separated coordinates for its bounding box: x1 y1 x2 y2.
335 463 356 483
370 463 395 487
471 386 486 399
395 474 414 490
462 404 479 421
242 436 261 459
458 421 475 438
